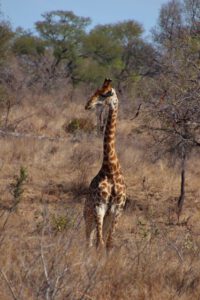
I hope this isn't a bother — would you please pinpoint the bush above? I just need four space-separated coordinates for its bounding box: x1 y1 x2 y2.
51 214 72 232
12 34 45 56
9 166 28 211
65 117 95 134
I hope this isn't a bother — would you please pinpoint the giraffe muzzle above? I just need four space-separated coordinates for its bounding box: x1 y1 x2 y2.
85 103 94 110
85 104 91 110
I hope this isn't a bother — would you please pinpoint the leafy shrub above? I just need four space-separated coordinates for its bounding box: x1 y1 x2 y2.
65 117 95 134
12 34 45 56
10 166 28 210
51 214 73 232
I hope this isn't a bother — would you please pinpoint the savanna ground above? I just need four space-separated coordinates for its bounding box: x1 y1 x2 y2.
0 88 200 300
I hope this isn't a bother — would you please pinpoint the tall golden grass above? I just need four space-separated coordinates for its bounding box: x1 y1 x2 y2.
0 90 200 299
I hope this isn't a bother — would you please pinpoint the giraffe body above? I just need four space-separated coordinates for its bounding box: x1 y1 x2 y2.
84 79 126 249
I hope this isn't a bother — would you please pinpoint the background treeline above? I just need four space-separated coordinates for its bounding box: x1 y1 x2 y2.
0 0 198 90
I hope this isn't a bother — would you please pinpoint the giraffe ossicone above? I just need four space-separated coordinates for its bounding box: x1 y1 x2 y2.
84 78 126 249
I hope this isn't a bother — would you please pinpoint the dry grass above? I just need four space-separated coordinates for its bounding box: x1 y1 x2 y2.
0 90 200 300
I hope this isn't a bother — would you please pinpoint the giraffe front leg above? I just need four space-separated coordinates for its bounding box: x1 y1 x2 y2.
85 217 95 247
95 203 107 249
84 200 95 247
106 205 122 249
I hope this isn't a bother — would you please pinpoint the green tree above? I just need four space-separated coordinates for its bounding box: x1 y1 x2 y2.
113 21 157 91
12 28 45 56
35 10 91 80
0 20 13 63
76 24 122 86
79 21 156 90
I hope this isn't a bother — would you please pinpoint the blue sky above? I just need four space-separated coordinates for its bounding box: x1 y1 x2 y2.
1 0 167 35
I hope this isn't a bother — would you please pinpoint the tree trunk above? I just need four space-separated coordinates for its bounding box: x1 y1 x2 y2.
3 99 13 130
177 147 186 221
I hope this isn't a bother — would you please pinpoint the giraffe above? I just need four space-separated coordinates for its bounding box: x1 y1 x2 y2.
84 78 126 249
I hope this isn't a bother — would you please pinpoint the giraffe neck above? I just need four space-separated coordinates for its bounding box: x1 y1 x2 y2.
102 105 119 174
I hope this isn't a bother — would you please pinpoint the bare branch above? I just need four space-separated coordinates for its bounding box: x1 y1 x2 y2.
0 269 19 300
131 103 142 120
40 213 52 300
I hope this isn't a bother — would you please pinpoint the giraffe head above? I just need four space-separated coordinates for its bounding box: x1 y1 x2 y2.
85 78 118 111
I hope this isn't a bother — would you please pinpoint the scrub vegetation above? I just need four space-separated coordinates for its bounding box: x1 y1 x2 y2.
0 0 200 299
